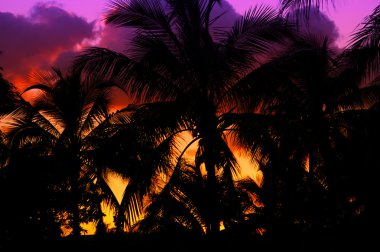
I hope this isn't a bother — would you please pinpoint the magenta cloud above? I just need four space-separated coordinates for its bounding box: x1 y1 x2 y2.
97 0 239 55
286 7 340 46
0 3 95 84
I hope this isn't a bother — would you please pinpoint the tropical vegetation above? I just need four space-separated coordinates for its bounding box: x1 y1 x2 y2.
0 0 379 250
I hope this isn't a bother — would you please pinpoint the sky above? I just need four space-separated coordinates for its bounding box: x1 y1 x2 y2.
0 0 379 86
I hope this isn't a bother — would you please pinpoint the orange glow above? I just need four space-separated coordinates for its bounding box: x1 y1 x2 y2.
304 154 310 173
348 196 356 203
220 221 225 231
256 227 266 236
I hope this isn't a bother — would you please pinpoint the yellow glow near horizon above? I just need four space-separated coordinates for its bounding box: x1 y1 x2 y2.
74 131 263 235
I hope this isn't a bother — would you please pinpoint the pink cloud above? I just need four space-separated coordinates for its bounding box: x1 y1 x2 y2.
98 24 131 53
286 7 340 47
96 0 239 55
0 3 96 87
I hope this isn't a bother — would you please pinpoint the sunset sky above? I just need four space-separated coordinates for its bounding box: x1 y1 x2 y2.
0 0 379 86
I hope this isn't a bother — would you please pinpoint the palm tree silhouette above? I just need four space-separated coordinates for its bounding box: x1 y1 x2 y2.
249 29 380 244
75 0 291 235
96 103 189 233
2 69 126 238
136 159 264 237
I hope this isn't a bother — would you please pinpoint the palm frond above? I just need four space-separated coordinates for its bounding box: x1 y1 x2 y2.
106 0 181 50
129 33 184 82
348 5 380 82
219 136 240 180
223 5 290 70
224 112 279 165
130 101 191 143
79 91 110 136
31 110 61 138
356 79 380 108
115 122 183 229
222 57 289 113
0 107 30 133
107 106 135 125
136 161 207 234
118 190 143 229
27 70 60 87
349 5 380 49
9 122 57 153
75 47 178 102
100 175 121 211
22 84 54 96
280 0 335 18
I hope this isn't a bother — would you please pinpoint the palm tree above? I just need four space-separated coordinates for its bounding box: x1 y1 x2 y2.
75 0 291 235
88 103 178 233
132 161 208 235
3 69 126 238
135 159 263 237
250 30 380 242
339 5 380 247
276 4 380 248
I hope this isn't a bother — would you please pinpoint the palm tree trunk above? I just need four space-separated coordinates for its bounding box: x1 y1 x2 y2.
115 207 125 234
96 215 107 236
198 103 221 235
319 135 339 226
70 152 81 238
71 174 81 238
95 174 106 236
72 181 80 238
205 157 220 235
95 197 106 236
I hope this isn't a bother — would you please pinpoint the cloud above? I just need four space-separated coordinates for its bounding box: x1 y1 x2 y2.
211 0 240 32
0 3 96 86
287 8 340 46
0 0 242 89
98 25 132 53
52 50 79 72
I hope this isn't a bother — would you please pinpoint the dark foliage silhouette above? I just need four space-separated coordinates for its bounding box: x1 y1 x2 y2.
75 0 291 235
0 1 380 251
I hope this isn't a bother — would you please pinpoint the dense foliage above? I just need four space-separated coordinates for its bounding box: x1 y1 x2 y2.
1 0 379 250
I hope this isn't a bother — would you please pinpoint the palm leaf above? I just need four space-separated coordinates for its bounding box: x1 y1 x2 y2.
349 5 380 49
75 47 178 102
0 107 30 133
22 84 54 96
79 91 110 136
223 5 289 66
348 5 380 82
280 0 336 18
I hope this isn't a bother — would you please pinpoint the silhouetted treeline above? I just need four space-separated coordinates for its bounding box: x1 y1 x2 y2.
0 1 379 251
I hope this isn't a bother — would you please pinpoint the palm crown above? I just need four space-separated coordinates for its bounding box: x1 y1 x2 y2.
76 0 291 234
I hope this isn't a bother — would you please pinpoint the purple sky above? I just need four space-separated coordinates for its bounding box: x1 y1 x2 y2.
0 0 379 85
